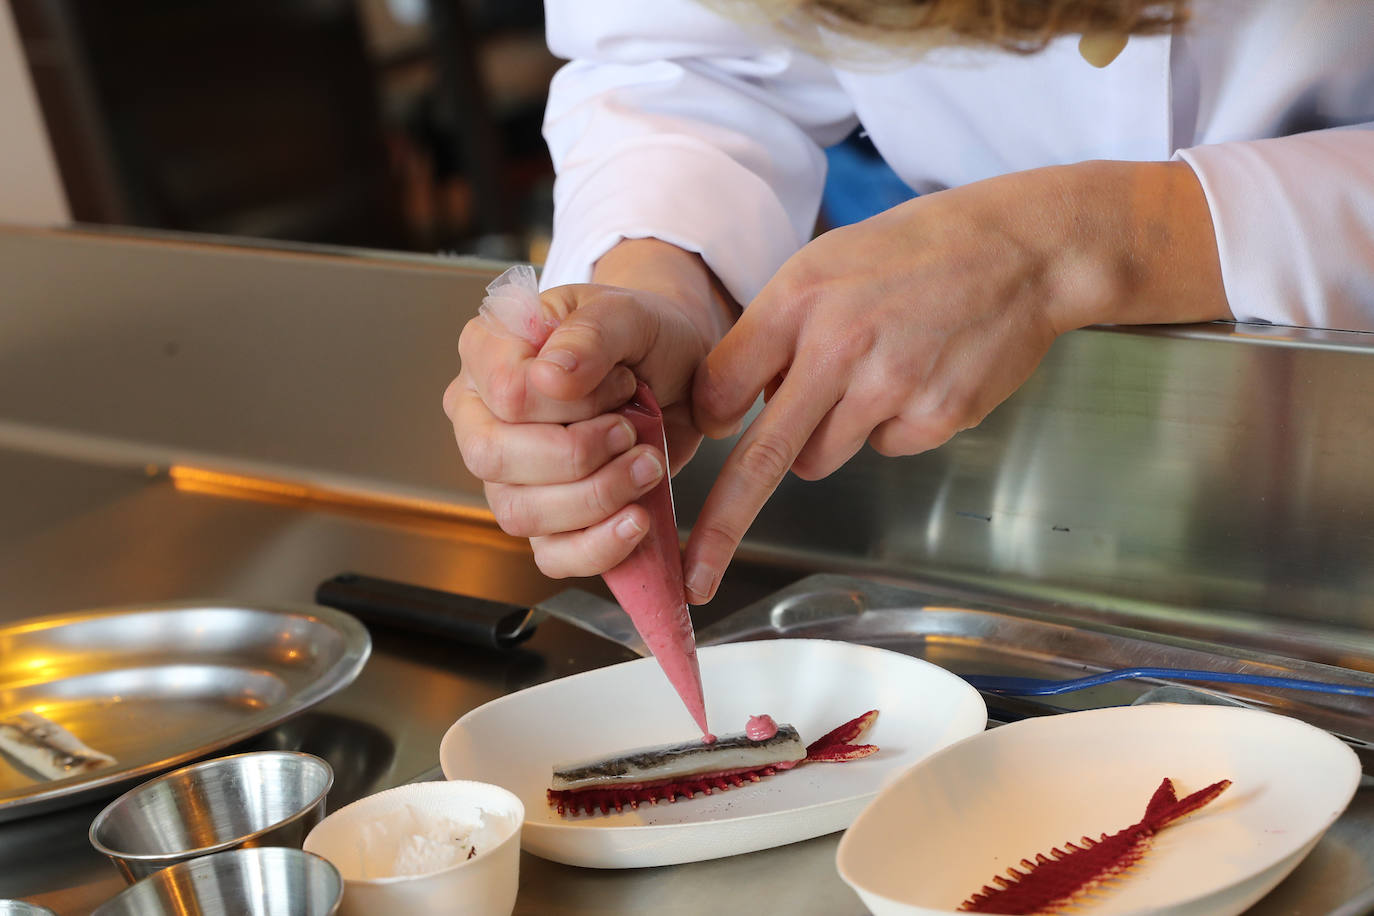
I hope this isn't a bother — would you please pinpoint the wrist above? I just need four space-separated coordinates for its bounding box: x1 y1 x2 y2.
591 238 740 347
1038 160 1232 331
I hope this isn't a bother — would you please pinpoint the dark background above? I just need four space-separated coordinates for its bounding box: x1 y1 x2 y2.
11 0 912 263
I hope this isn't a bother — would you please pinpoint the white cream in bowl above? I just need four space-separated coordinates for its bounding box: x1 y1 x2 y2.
304 780 523 916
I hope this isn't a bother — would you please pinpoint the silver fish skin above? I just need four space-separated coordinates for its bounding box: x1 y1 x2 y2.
0 711 116 780
551 725 804 792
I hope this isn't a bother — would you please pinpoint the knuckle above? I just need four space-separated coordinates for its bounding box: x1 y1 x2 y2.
440 376 464 420
564 425 599 479
869 430 917 458
573 535 620 579
583 471 622 520
692 522 746 567
872 406 963 457
926 397 970 443
692 368 736 422
532 528 627 581
457 428 504 481
777 244 825 292
905 390 966 444
827 325 877 369
531 543 574 580
852 385 897 421
456 321 482 362
692 362 733 420
483 366 526 422
768 271 815 316
737 433 796 486
486 486 534 537
553 317 610 359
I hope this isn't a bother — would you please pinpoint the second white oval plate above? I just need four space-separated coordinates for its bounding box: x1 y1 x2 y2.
837 704 1361 916
439 638 986 868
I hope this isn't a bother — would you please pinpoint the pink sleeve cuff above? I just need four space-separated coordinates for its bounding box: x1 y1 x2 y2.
1175 125 1374 331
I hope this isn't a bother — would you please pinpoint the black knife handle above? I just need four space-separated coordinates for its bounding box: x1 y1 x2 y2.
314 572 537 649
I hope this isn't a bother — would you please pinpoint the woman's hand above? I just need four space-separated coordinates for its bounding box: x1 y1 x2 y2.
681 160 1232 603
445 239 737 579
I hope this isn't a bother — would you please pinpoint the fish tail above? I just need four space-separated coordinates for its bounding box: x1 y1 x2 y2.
1141 778 1232 831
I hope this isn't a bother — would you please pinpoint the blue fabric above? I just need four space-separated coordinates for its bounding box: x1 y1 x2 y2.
821 132 916 227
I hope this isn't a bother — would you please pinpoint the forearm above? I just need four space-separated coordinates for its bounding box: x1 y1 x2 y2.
591 238 742 348
1034 160 1234 332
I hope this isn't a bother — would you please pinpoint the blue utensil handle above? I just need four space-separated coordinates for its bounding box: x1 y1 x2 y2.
962 667 1374 698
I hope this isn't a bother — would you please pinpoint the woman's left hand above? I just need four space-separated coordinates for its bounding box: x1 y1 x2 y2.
681 160 1232 603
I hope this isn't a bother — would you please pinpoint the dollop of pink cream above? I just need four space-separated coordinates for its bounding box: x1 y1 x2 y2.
701 733 717 744
745 714 778 741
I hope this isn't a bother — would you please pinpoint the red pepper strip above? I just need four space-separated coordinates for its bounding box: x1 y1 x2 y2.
805 709 880 762
959 777 1232 914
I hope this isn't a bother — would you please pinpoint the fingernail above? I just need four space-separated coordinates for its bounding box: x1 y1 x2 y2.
630 452 663 487
538 348 578 372
607 419 635 453
615 513 644 540
685 563 715 601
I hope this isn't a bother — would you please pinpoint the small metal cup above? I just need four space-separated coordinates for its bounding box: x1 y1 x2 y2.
0 902 58 915
91 846 343 916
88 750 333 884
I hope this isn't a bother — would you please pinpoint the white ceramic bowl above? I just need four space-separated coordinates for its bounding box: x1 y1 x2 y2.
303 780 523 916
837 704 1361 916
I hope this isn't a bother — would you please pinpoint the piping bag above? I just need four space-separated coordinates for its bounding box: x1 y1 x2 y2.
478 266 712 739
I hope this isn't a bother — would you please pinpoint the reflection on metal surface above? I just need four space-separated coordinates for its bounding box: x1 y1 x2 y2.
167 466 493 529
678 323 1374 639
700 575 1374 754
0 603 369 823
250 713 395 810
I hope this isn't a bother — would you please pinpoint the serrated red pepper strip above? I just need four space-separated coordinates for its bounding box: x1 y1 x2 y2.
959 777 1232 914
805 709 880 762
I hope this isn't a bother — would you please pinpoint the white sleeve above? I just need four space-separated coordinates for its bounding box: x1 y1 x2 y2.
1175 124 1374 332
539 0 858 303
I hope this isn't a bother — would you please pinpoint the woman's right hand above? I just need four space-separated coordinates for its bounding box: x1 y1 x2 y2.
444 239 737 579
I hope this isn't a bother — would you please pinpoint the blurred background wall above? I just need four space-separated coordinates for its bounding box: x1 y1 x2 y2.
4 0 911 263
0 0 67 224
6 0 559 260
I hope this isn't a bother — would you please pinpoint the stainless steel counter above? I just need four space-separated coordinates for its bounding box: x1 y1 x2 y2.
5 446 1374 916
0 445 829 914
4 225 1374 914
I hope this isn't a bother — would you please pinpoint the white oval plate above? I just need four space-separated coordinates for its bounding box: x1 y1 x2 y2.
837 704 1361 916
439 638 986 868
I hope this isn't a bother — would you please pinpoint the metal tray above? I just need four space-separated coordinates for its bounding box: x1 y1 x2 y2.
698 574 1374 755
0 601 370 822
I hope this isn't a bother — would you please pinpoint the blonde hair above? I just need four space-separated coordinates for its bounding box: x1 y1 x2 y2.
702 0 1187 58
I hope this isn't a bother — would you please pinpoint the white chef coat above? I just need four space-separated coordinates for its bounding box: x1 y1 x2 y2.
539 0 1374 332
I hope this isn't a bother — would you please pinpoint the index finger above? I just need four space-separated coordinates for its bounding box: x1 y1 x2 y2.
692 293 798 439
681 368 838 604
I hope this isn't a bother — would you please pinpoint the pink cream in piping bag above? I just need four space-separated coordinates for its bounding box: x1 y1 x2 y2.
478 266 712 739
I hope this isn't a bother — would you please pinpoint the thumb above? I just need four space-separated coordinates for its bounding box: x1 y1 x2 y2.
528 284 658 402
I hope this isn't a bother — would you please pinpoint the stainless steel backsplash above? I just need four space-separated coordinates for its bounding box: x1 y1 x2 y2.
676 323 1374 634
4 226 1372 633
